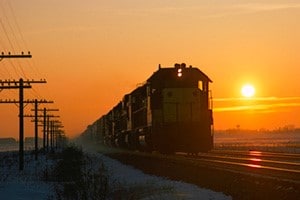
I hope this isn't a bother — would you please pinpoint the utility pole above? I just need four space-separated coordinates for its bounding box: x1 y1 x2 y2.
0 52 32 61
44 109 47 150
24 108 58 160
50 120 63 151
36 120 64 150
31 108 59 151
28 114 59 153
30 101 55 159
0 51 49 170
34 100 38 159
0 79 47 170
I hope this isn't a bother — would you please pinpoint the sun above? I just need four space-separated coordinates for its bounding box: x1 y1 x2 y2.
241 84 255 98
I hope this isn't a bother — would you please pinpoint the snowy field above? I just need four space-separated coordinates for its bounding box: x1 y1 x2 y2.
0 150 231 200
214 131 300 153
1 132 298 199
0 151 54 200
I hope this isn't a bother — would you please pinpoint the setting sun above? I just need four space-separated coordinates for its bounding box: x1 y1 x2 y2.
241 84 255 98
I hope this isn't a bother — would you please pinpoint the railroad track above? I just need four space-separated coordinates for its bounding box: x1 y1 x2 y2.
179 150 300 183
106 148 300 199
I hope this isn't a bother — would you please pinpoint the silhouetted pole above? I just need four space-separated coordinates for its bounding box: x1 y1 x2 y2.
50 121 53 151
52 122 54 150
1 98 52 170
0 52 37 171
19 78 24 170
34 100 38 160
55 129 58 148
46 115 50 151
36 108 59 151
29 100 54 158
43 108 46 150
51 122 64 149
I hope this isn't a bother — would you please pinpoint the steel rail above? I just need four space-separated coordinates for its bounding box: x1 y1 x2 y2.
211 150 300 159
195 154 300 167
192 157 300 174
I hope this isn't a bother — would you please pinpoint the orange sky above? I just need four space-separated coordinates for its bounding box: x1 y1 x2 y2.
0 0 300 139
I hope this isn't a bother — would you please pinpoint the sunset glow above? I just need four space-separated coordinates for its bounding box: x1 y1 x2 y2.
0 0 300 138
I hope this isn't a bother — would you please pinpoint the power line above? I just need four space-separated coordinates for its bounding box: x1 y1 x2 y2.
0 19 15 53
7 1 29 50
0 2 48 100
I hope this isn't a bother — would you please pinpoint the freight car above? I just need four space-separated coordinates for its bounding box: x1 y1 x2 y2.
81 63 214 153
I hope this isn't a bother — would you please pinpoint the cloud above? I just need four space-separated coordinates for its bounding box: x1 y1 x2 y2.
199 2 300 19
214 96 300 102
214 102 300 112
233 3 300 12
213 96 300 112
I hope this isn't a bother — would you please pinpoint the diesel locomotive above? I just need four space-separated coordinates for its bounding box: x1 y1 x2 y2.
81 63 214 153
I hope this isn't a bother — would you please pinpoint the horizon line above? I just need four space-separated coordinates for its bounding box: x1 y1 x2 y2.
213 96 300 102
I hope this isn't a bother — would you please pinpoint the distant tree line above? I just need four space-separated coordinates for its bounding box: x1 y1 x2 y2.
216 125 300 134
0 137 43 144
0 137 17 144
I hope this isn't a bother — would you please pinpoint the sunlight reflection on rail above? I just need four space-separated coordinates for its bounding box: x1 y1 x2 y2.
249 151 262 156
248 152 262 168
247 164 262 168
249 158 262 162
248 156 262 168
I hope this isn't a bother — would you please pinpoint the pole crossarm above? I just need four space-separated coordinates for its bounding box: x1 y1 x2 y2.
42 125 64 129
23 79 47 84
0 52 32 59
33 120 44 123
25 114 60 118
0 85 31 89
51 120 64 128
31 108 59 112
30 116 60 122
51 120 63 124
34 120 45 123
41 126 64 131
0 79 46 85
0 99 54 104
0 79 46 91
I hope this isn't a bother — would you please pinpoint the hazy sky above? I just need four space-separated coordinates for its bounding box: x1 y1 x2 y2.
1 0 300 138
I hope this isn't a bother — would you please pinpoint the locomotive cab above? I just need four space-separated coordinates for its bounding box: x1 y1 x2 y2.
148 63 213 153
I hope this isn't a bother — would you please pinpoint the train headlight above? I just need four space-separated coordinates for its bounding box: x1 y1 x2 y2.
177 68 182 77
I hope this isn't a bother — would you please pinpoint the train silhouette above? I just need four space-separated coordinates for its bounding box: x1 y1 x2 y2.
81 63 214 153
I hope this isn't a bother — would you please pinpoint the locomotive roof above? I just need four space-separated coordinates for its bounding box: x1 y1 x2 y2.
147 63 212 83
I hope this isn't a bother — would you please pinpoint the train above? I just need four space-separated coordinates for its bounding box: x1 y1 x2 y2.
80 63 214 153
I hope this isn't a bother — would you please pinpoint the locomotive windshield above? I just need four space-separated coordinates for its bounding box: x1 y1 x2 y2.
148 63 211 92
154 69 209 92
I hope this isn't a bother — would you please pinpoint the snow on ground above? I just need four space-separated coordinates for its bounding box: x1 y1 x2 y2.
0 150 231 200
1 132 297 199
98 153 230 200
214 131 300 153
0 152 54 200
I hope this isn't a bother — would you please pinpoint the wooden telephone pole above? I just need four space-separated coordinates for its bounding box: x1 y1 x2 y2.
0 52 34 170
23 102 57 160
0 79 50 171
32 108 59 151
